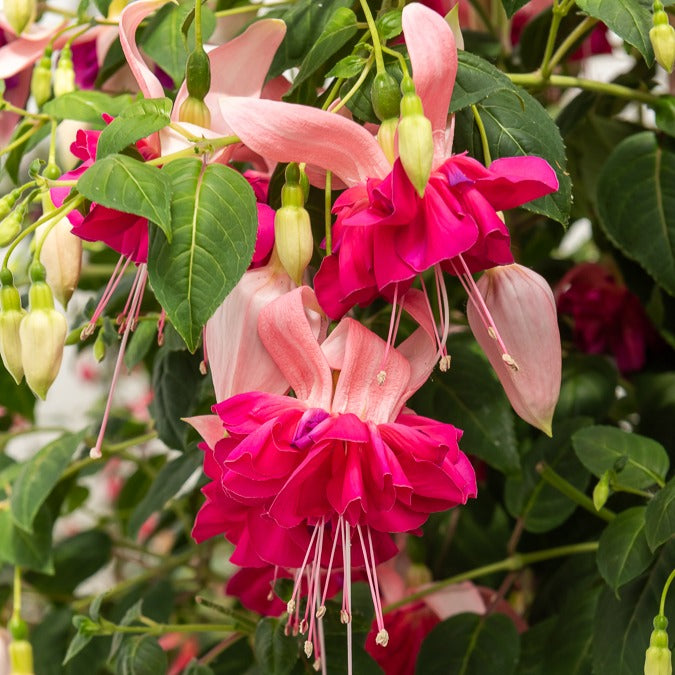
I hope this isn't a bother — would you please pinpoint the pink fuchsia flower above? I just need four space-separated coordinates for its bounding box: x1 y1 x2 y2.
467 264 561 436
215 4 558 363
192 286 476 667
555 262 658 373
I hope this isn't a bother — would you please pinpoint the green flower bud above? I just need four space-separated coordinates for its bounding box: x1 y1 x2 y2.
593 470 611 511
107 0 128 19
645 619 672 675
377 117 398 165
371 71 400 122
42 162 61 181
93 329 106 362
8 615 28 641
0 277 26 385
9 639 33 675
4 0 36 35
185 48 211 101
650 21 675 73
178 95 211 128
20 281 67 399
0 189 20 220
0 202 26 247
398 76 433 197
53 47 75 98
30 53 52 107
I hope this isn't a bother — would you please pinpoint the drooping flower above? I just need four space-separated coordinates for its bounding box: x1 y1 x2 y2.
555 262 659 373
192 286 477 669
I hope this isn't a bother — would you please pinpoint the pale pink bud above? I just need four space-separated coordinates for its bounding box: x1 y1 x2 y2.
0 281 26 384
467 264 561 436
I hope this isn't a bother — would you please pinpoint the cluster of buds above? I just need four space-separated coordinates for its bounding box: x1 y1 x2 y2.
0 264 67 399
179 47 211 127
650 0 675 72
274 163 313 285
0 190 26 247
397 75 433 197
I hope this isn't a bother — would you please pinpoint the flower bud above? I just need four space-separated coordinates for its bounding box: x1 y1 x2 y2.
398 76 433 197
645 616 672 675
467 264 562 436
0 202 26 247
275 182 313 286
0 273 26 385
185 48 211 101
0 190 20 221
93 329 106 362
593 471 611 511
178 95 211 128
8 639 33 675
53 47 75 98
4 0 35 35
20 274 67 399
36 195 82 307
30 53 52 107
107 0 128 19
371 71 400 122
650 21 675 73
377 117 398 165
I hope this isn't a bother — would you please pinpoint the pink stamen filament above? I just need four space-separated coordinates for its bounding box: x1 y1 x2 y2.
287 522 320 615
343 519 352 675
355 525 386 644
90 264 148 459
82 255 131 338
118 260 146 331
433 265 451 363
419 275 445 356
157 309 166 347
319 517 342 613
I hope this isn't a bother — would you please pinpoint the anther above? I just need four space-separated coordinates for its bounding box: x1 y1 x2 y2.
502 353 519 371
377 370 386 386
316 605 326 619
439 355 451 372
287 599 296 614
304 641 313 658
340 609 350 624
375 629 389 647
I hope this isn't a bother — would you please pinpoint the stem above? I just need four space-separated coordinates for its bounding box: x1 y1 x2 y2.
321 79 343 111
660 568 675 617
13 566 21 618
331 59 373 113
325 171 333 256
471 104 491 165
145 135 239 166
539 2 566 80
98 621 235 636
48 119 58 167
547 16 598 72
359 0 384 73
383 541 598 613
0 123 45 158
194 0 203 50
537 462 616 522
507 72 662 105
381 45 410 78
610 481 654 499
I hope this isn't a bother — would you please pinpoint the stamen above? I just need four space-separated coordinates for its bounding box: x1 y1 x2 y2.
434 264 451 363
268 566 279 602
343 519 353 675
89 264 147 459
304 641 313 658
319 517 342 612
287 523 320 615
157 309 166 347
419 276 445 356
356 525 386 641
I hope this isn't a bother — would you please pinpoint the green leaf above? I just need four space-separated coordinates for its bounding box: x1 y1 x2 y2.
376 9 403 40
652 96 675 137
556 354 618 420
141 2 216 85
116 636 168 675
183 661 214 675
63 617 95 665
97 98 171 158
267 0 353 78
593 540 675 675
124 320 158 371
10 430 86 532
149 349 202 449
410 333 519 475
127 449 202 538
596 132 675 296
254 617 299 675
148 159 257 351
504 418 592 533
501 0 530 17
288 7 358 94
451 51 514 113
597 507 654 592
645 475 675 550
77 154 172 240
415 613 520 675
453 76 572 226
327 54 368 79
575 0 654 62
43 91 135 124
0 507 53 572
516 618 556 675
572 425 669 490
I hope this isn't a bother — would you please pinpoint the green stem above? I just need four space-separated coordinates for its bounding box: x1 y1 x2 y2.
321 79 343 111
359 0 385 73
539 2 566 80
325 171 333 256
610 481 654 499
384 541 598 613
506 72 662 105
0 123 45 158
12 566 21 619
381 44 410 77
331 59 373 113
194 0 203 50
98 621 235 636
547 16 598 73
145 135 239 166
537 462 616 522
660 568 675 617
48 119 58 167
471 104 491 165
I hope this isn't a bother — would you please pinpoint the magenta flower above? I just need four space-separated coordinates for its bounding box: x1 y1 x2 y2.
555 262 658 373
192 286 476 666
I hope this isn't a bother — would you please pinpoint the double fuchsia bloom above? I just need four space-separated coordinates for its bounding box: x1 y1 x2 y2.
215 4 558 365
192 286 477 669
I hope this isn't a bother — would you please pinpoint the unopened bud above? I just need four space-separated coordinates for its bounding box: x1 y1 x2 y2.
398 76 433 197
377 117 398 165
645 616 672 675
106 0 128 19
30 52 52 107
275 168 313 285
593 471 611 511
0 202 26 247
53 47 75 98
650 20 675 72
0 273 26 384
4 0 35 35
93 329 106 362
371 71 400 122
178 96 211 128
185 48 211 101
8 639 33 675
20 277 67 399
0 190 20 220
37 194 82 307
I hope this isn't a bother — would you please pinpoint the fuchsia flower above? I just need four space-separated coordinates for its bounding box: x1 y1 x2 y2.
192 286 476 669
555 262 658 373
